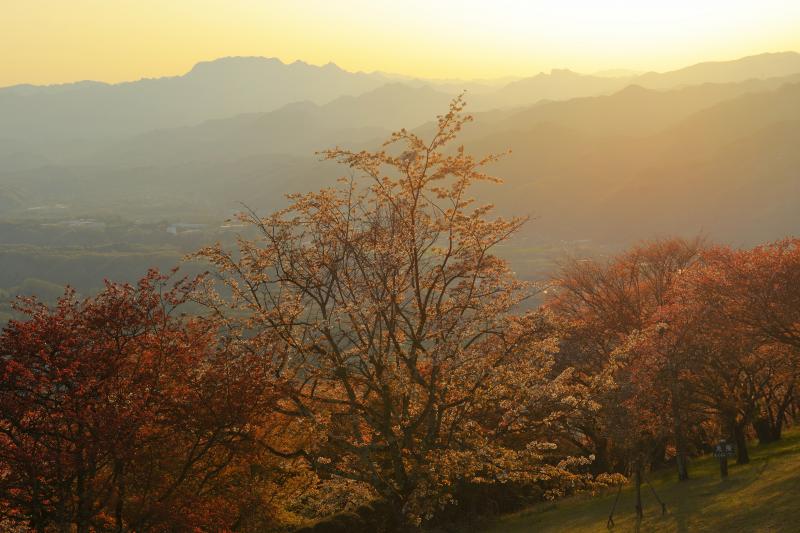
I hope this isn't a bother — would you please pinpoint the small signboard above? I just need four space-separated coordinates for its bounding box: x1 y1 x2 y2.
714 440 736 458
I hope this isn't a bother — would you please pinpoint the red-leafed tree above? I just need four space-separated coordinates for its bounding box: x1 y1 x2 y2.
625 293 756 465
747 342 799 443
546 238 703 484
0 271 281 532
683 240 800 447
692 239 800 350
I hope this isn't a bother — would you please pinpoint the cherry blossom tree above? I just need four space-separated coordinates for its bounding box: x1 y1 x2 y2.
197 97 595 525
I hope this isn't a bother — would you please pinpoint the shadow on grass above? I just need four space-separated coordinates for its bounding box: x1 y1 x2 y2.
481 429 800 533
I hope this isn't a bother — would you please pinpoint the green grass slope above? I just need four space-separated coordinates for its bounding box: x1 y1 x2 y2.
482 429 800 533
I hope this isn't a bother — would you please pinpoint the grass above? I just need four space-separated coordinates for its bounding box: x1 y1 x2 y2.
481 428 800 533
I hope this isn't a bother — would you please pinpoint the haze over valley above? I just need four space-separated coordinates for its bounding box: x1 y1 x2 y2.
1 51 799 310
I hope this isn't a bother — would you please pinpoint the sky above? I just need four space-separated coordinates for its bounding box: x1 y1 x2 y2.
2 0 800 86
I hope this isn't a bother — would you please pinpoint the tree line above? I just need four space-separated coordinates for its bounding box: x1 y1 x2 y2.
1 98 798 531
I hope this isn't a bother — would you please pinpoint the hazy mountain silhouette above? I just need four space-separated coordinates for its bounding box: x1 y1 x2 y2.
662 81 800 149
96 83 454 166
2 52 800 248
465 72 800 139
6 51 799 152
472 69 634 109
594 119 800 244
470 51 800 110
459 80 800 245
0 57 389 144
634 51 800 89
593 69 643 78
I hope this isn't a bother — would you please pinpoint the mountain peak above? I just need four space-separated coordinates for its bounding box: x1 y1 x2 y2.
616 84 651 95
186 56 285 76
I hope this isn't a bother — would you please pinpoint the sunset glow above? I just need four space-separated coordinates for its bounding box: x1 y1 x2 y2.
3 0 800 86
3 1 800 531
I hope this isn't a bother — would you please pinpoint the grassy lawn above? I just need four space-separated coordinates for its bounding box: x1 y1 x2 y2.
481 428 800 533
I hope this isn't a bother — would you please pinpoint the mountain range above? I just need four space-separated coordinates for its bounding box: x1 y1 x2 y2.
1 51 799 249
4 51 800 148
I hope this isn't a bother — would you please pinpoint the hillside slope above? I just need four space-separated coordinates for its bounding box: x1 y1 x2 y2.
459 80 800 245
482 429 800 533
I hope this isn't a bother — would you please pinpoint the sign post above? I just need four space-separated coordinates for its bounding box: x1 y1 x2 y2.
714 439 736 479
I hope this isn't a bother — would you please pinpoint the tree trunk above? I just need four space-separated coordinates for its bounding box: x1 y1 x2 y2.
115 459 125 533
773 412 784 441
753 417 776 445
585 431 611 474
673 416 689 481
634 466 643 519
384 493 411 532
771 391 793 441
733 424 749 464
76 457 90 533
649 438 668 470
675 449 689 481
669 372 689 480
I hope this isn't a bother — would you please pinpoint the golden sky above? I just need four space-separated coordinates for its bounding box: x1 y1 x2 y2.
2 0 800 86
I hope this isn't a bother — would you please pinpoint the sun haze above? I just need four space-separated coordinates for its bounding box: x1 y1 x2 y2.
3 0 800 532
2 0 800 86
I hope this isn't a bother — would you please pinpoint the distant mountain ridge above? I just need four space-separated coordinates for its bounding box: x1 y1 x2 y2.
2 51 800 248
93 71 800 170
4 51 799 151
468 72 800 139
96 83 454 166
475 51 800 109
473 68 635 109
0 56 390 143
458 79 800 245
634 51 800 89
